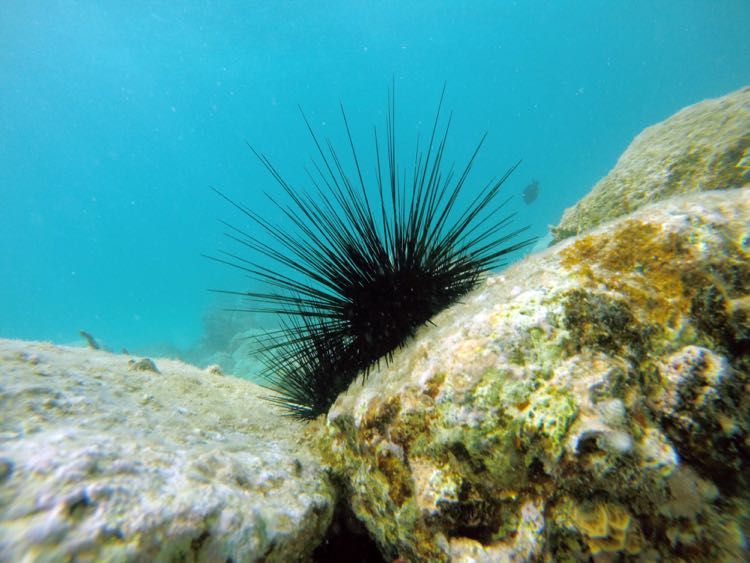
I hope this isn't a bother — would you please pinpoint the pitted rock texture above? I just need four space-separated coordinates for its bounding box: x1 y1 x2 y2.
318 188 750 561
552 86 750 242
0 340 335 562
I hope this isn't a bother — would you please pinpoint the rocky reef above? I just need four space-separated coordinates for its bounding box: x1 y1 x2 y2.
552 86 750 242
318 187 749 561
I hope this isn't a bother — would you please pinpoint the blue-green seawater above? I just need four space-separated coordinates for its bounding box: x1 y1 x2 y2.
1 1 748 358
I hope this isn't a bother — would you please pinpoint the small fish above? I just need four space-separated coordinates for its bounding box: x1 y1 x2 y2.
522 179 540 205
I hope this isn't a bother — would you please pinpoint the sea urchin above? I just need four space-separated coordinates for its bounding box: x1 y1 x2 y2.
210 86 536 419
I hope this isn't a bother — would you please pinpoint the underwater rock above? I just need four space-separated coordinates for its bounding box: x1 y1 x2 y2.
317 187 750 561
188 326 266 383
552 86 750 242
127 356 160 373
0 339 335 562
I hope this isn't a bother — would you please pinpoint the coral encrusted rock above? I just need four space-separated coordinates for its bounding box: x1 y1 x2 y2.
552 86 750 242
0 340 335 562
318 188 750 561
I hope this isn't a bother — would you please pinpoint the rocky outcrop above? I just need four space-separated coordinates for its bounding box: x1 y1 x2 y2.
552 86 750 242
0 340 335 562
318 188 750 561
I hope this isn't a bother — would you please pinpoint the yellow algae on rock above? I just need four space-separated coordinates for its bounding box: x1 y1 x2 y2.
571 501 642 556
560 220 700 328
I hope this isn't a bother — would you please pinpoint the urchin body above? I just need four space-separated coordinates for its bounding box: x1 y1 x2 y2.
341 253 477 365
211 87 535 419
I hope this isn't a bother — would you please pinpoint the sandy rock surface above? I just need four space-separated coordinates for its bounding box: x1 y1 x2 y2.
0 340 334 562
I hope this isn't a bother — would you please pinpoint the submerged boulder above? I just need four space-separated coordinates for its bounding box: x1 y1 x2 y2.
552 86 750 242
0 340 335 562
318 187 750 561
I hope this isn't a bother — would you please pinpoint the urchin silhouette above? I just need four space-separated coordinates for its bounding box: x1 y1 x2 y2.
210 86 536 419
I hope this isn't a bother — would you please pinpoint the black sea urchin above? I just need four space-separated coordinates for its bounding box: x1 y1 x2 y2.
211 86 536 419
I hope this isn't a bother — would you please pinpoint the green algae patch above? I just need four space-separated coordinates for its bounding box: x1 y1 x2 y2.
460 367 578 468
320 413 428 561
321 360 581 559
562 289 647 358
506 324 564 376
520 387 578 464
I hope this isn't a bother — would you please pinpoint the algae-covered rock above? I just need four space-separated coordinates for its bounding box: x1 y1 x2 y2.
318 188 750 561
0 340 335 562
552 86 750 242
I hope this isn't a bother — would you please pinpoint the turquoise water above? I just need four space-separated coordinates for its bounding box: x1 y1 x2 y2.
1 1 749 358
